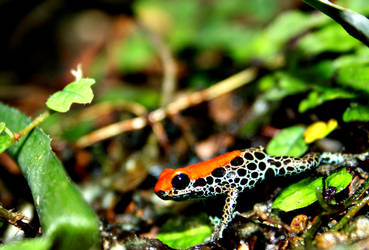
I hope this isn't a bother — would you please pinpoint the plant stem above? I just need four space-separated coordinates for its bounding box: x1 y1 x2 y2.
4 127 14 138
316 187 337 214
303 213 324 248
13 110 50 142
331 194 369 232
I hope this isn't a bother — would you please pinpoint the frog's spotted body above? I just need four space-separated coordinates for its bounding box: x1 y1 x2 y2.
154 146 368 240
155 147 320 200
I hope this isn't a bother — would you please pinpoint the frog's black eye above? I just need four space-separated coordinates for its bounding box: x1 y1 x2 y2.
172 173 190 190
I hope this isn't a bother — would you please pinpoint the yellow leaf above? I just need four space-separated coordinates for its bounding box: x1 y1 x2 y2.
304 119 338 143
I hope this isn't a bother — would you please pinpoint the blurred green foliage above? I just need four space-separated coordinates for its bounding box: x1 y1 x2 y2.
97 86 160 109
157 214 212 249
97 0 369 125
266 126 308 157
113 30 155 73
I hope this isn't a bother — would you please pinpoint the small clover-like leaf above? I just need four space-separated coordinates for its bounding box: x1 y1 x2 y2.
266 126 308 157
273 168 352 212
46 66 95 112
304 119 338 143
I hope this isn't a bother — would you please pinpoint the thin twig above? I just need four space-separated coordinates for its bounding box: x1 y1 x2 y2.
140 23 175 150
139 24 177 106
75 68 257 148
0 204 37 237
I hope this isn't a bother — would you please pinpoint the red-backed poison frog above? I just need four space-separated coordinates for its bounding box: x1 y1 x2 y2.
155 146 368 240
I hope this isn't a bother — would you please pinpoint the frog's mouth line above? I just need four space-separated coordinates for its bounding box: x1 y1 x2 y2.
155 188 212 201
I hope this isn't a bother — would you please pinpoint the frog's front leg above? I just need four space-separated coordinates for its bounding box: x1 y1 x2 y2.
211 187 239 241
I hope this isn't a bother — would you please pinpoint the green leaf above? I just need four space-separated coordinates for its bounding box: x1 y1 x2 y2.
259 72 310 101
273 168 352 212
157 225 212 249
252 10 327 59
343 103 369 122
299 88 356 113
298 23 360 55
333 46 369 68
266 126 308 157
0 103 100 249
336 63 369 94
333 48 369 95
303 0 369 46
326 168 353 191
273 176 322 212
46 77 95 113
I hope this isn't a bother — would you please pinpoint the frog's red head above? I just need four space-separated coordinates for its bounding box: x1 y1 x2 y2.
154 150 243 201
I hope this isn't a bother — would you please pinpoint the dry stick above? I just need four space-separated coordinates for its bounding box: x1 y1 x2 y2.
75 68 257 148
140 24 177 150
139 24 177 107
0 204 36 237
